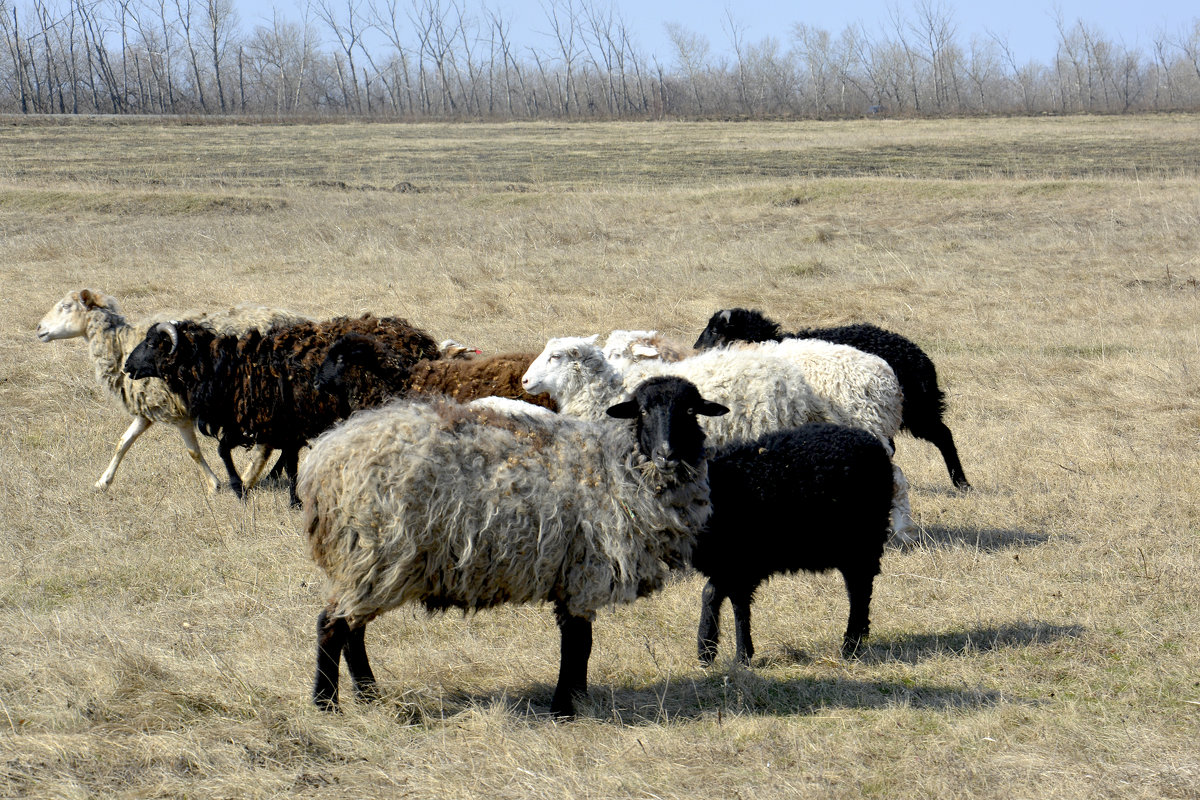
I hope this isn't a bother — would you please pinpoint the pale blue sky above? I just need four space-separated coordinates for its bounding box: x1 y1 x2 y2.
237 0 1198 66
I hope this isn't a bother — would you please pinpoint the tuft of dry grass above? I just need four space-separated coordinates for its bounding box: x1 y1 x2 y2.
1 115 1199 799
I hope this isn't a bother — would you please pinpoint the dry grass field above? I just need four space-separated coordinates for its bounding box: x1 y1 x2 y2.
1 114 1198 798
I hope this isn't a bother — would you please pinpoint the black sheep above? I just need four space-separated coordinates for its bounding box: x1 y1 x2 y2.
124 314 440 505
694 308 970 489
694 423 894 665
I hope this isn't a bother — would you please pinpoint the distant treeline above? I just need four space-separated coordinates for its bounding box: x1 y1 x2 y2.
2 0 1199 119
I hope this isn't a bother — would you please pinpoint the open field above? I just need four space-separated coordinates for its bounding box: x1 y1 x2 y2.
1 114 1198 798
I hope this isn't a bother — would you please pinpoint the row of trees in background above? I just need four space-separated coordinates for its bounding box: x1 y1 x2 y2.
2 0 1199 119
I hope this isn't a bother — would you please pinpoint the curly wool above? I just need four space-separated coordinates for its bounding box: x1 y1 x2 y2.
529 337 836 446
299 399 712 626
319 334 557 412
81 294 306 425
409 353 557 410
86 304 190 424
527 336 914 539
169 314 441 450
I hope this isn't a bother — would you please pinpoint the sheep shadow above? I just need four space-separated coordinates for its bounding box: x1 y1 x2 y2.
745 620 1084 669
378 620 1081 724
856 620 1086 665
411 671 1009 725
899 524 1055 551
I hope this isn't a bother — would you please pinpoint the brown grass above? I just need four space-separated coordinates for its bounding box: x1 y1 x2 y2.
1 114 1199 799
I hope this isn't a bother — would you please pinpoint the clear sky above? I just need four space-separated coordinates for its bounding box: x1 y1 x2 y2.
237 0 1198 66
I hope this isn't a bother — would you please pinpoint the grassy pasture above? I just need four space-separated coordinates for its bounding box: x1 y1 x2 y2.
1 114 1198 798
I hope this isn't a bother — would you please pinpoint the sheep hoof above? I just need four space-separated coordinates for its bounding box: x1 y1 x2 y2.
841 637 865 659
93 480 110 491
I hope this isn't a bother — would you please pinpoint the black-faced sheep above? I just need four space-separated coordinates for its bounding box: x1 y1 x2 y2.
522 336 914 539
34 289 306 493
123 314 440 506
696 423 895 665
313 332 557 412
298 377 729 717
694 308 971 489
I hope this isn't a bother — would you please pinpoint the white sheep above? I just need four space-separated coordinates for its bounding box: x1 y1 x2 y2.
35 289 306 493
603 329 903 446
525 335 914 540
299 376 728 716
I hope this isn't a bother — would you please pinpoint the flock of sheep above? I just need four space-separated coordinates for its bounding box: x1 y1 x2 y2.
36 287 970 718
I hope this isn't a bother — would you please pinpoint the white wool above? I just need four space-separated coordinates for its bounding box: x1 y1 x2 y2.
525 335 914 540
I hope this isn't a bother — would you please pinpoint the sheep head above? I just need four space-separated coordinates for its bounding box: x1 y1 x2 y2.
521 335 604 400
36 289 120 342
692 308 782 350
314 333 409 397
607 376 727 483
123 321 183 380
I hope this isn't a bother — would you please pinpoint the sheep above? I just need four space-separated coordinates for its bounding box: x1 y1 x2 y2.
123 314 441 506
695 423 895 665
522 336 914 540
603 329 904 447
34 289 306 493
312 332 557 413
602 329 697 367
298 376 729 717
695 308 971 489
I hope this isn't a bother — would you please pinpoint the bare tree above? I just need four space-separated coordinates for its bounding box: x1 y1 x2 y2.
315 0 365 111
665 21 707 114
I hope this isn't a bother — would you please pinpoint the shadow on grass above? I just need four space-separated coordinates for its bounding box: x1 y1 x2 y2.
863 620 1086 664
375 620 1083 724
409 671 1008 725
901 524 1055 551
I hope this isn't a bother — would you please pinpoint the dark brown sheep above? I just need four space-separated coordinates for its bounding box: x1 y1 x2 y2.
314 332 557 412
124 314 440 505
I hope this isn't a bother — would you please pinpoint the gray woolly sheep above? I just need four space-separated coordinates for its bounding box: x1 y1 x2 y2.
35 289 306 492
298 376 728 717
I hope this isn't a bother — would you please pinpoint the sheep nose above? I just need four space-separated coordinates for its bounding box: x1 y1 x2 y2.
652 443 676 468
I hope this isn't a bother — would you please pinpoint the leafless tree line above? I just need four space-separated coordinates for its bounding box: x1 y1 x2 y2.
1 0 1198 118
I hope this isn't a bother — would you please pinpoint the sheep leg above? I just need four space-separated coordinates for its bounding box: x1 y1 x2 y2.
217 438 245 498
264 449 291 482
912 418 971 490
729 590 756 666
175 423 221 494
314 605 346 711
343 622 378 702
239 446 275 492
551 601 592 718
840 569 877 659
282 448 302 508
95 416 152 490
697 579 726 665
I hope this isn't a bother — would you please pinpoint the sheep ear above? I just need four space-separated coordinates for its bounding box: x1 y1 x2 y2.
696 400 729 417
584 334 599 344
630 344 658 358
79 289 104 309
719 309 731 323
605 400 639 419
